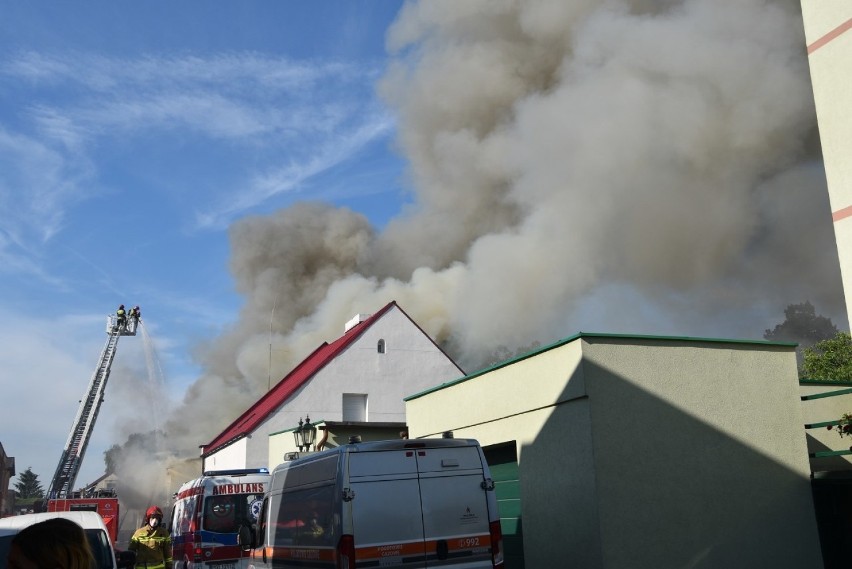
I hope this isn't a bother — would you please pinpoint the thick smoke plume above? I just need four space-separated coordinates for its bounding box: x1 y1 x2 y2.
112 0 846 517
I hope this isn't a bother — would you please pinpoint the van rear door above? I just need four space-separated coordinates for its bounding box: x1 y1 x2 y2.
348 443 495 568
349 449 428 568
415 445 494 567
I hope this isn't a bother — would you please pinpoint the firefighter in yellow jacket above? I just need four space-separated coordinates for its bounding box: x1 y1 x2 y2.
129 506 173 569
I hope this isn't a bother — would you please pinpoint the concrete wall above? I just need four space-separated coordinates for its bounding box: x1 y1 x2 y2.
800 2 852 322
405 334 824 568
406 339 604 568
582 337 820 569
203 437 247 471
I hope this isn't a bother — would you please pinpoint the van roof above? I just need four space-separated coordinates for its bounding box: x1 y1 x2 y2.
0 511 109 531
273 437 482 472
346 438 480 451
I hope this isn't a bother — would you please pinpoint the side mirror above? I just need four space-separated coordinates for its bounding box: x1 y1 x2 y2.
116 549 137 569
238 524 253 551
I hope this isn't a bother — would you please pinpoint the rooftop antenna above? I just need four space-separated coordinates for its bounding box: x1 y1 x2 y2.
268 295 279 392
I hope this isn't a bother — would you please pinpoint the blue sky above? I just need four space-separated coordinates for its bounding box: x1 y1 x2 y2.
0 1 406 490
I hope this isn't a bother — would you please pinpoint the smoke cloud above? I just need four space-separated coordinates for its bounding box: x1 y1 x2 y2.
112 0 846 519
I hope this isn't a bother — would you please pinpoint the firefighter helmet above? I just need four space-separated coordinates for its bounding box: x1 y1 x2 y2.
145 506 163 519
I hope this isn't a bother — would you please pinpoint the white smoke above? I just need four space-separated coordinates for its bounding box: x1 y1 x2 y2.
112 0 846 510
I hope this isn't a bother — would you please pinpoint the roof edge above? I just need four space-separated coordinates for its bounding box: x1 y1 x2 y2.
405 332 798 401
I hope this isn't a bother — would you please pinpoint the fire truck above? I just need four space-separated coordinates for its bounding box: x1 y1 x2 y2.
38 309 141 543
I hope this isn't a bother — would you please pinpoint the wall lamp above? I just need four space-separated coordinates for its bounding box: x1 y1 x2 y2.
293 415 317 452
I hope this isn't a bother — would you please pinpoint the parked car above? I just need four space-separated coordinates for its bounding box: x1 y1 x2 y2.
0 511 135 569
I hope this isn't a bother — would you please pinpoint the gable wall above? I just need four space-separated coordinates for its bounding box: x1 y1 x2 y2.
241 306 462 470
203 437 247 471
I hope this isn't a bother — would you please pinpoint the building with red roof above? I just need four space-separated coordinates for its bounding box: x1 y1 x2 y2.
200 301 464 472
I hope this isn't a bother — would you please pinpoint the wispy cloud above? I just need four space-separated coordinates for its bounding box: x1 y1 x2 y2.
195 110 395 229
0 49 394 280
0 122 93 282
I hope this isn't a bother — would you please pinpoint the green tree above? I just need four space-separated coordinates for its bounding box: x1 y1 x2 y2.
764 301 838 370
802 332 852 381
14 467 44 499
764 301 838 345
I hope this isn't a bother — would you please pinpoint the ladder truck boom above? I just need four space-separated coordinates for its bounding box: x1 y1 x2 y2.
46 312 140 500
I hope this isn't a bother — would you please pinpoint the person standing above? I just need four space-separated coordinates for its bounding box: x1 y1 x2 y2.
128 305 141 333
129 506 173 569
115 305 127 332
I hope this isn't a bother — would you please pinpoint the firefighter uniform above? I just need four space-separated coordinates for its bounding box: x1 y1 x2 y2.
129 507 173 569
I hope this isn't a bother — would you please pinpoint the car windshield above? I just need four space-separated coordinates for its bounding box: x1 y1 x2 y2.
203 492 263 535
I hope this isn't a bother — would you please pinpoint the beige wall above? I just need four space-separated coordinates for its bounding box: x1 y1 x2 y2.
406 335 823 569
801 2 852 321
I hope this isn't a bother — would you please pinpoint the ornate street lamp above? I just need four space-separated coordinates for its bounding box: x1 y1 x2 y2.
293 416 317 452
293 418 304 451
302 415 317 452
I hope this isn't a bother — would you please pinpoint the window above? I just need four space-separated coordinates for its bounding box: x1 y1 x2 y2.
84 529 113 569
202 491 265 536
274 485 335 547
342 394 367 422
377 339 386 353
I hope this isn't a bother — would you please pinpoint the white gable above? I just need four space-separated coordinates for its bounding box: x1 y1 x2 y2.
224 303 462 471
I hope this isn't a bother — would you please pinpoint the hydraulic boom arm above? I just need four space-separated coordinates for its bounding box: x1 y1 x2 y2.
46 313 139 499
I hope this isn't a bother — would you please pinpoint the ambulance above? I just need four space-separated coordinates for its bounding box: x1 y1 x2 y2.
169 468 270 569
245 437 504 568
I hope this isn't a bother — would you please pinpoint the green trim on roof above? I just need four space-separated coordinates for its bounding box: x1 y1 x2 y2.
810 449 852 458
800 378 852 386
267 419 326 438
805 420 841 429
404 332 797 401
801 388 852 401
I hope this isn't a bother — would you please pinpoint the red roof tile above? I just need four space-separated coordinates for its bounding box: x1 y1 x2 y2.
200 301 398 456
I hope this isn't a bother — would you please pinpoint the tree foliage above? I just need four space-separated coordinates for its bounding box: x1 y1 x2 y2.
14 467 44 499
764 301 838 372
764 301 838 345
802 332 852 381
480 341 543 369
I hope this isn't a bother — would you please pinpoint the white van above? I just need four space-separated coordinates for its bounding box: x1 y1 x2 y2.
246 437 504 568
0 510 135 569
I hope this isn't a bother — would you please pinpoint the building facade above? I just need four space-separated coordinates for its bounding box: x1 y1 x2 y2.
201 301 464 472
801 3 852 322
0 442 14 516
405 333 823 569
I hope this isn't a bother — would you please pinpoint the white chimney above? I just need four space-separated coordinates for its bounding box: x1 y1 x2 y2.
344 313 371 333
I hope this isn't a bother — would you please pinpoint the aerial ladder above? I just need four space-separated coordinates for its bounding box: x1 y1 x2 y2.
40 308 140 542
